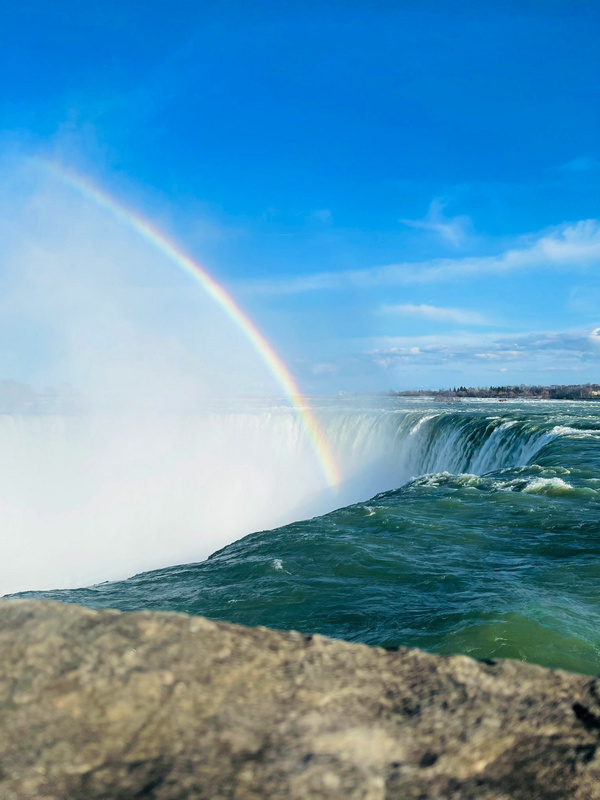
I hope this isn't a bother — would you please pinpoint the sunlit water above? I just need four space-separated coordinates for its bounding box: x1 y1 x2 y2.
8 398 600 675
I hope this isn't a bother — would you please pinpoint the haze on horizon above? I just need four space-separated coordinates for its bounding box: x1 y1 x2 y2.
1 0 599 396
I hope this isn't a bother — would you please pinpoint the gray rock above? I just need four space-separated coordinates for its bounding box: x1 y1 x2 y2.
0 600 599 799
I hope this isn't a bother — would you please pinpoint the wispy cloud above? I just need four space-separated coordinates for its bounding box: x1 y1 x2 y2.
561 156 600 172
311 362 338 375
567 285 600 315
399 199 470 246
242 219 600 295
309 209 333 224
381 303 488 326
362 327 600 371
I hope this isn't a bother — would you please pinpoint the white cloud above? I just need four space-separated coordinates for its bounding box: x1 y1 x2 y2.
243 219 600 295
361 327 600 371
400 199 470 246
381 303 488 326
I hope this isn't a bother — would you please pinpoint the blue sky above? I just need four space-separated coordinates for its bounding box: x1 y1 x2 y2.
1 0 599 392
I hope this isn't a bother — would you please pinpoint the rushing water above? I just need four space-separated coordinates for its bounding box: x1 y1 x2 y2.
8 398 600 675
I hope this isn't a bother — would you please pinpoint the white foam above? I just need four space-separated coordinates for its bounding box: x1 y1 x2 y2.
522 477 573 495
551 425 600 438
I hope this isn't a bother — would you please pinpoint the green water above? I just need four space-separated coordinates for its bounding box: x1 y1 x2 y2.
12 400 600 675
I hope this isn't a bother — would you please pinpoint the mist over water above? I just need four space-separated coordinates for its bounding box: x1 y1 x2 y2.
0 160 345 594
0 409 325 594
0 394 578 595
16 399 600 675
0 399 543 595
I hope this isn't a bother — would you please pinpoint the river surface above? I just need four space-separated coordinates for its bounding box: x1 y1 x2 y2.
9 398 600 674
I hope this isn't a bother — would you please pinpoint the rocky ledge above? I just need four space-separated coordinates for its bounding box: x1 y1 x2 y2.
1 601 600 799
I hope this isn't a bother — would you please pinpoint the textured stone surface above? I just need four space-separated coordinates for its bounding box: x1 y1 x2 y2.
1 600 600 799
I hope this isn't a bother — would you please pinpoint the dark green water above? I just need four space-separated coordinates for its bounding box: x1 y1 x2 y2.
12 400 600 675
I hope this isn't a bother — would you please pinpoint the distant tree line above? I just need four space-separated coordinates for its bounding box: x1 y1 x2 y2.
391 383 600 400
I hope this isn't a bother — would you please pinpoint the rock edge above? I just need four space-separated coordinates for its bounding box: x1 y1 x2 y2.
1 599 599 799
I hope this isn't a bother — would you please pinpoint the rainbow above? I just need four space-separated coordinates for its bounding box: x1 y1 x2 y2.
43 162 340 489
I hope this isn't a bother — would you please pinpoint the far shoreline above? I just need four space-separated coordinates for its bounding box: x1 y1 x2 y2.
388 382 600 402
